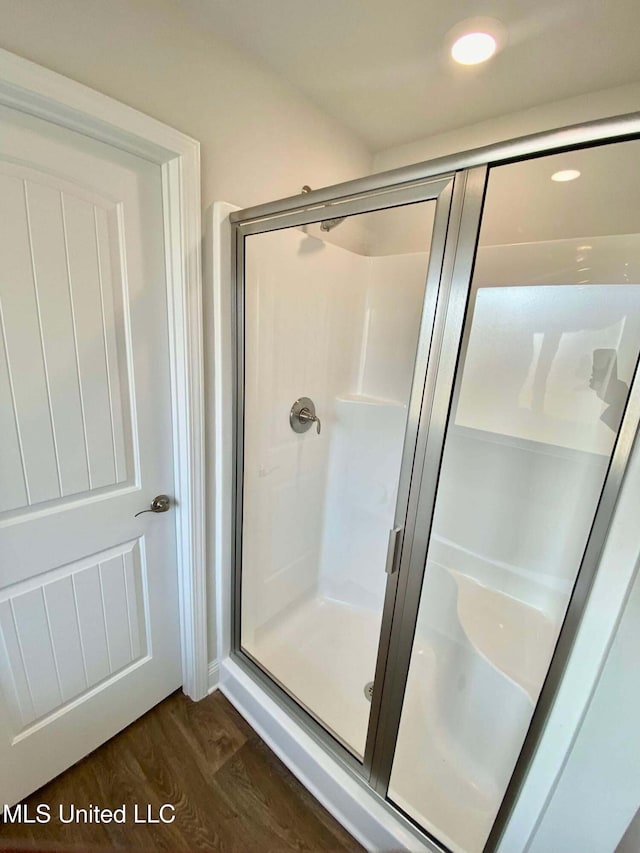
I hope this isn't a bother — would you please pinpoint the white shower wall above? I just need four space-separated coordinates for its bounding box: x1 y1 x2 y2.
441 239 640 625
244 230 640 639
318 395 408 611
318 252 429 611
242 227 428 643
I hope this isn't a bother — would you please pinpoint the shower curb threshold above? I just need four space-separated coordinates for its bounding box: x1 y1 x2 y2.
218 657 437 853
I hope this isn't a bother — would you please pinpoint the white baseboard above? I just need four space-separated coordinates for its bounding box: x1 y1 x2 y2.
219 657 435 853
207 660 220 694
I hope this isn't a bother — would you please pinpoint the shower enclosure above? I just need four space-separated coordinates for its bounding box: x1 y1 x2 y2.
230 115 640 853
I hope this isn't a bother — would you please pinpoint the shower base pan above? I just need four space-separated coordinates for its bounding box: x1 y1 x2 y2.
241 592 507 853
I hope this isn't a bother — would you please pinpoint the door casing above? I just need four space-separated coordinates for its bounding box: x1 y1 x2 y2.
0 47 208 701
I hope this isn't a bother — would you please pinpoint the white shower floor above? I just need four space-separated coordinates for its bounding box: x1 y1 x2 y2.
247 595 381 758
247 592 497 853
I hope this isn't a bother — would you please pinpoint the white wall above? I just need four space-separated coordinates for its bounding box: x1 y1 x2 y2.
0 0 370 211
527 559 640 853
372 81 640 174
0 0 372 662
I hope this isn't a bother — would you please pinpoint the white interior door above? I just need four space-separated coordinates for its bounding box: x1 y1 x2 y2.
0 102 181 804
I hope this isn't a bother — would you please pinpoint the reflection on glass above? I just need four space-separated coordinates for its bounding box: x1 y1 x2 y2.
591 348 629 432
241 201 436 757
388 140 640 852
455 284 639 455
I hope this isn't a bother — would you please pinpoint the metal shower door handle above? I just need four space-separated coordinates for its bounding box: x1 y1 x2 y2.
135 494 172 517
385 526 403 575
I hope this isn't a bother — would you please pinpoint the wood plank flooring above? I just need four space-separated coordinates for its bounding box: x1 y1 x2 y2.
0 690 363 852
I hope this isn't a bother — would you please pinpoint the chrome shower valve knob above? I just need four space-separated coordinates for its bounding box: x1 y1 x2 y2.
299 406 321 434
290 397 321 435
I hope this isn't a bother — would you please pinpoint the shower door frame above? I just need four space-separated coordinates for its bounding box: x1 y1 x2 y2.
229 112 640 853
230 173 462 781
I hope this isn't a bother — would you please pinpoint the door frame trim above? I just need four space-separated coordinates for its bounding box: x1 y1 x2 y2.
0 47 208 700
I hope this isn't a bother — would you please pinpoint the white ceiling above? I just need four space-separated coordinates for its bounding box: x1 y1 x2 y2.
180 0 640 151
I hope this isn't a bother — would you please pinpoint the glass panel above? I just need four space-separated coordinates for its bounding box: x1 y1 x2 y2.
241 200 438 758
388 140 640 851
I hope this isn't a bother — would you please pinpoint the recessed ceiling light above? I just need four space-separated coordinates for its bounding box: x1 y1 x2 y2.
551 169 581 182
451 32 497 65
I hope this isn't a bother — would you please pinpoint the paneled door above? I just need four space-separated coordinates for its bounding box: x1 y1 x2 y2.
0 102 181 804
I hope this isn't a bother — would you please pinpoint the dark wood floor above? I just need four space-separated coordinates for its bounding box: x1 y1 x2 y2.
0 690 363 852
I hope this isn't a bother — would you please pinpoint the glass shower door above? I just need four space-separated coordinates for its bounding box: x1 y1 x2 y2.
237 188 450 759
386 140 640 852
